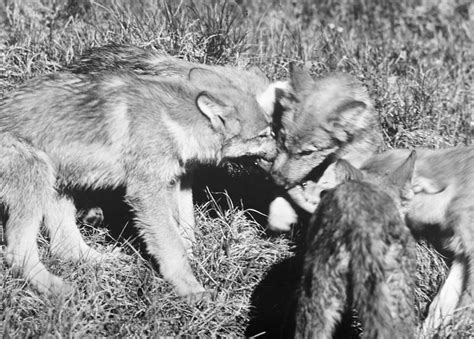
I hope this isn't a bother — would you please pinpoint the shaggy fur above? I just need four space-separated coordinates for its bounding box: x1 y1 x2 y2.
281 146 474 333
295 154 417 339
267 64 383 231
0 70 276 297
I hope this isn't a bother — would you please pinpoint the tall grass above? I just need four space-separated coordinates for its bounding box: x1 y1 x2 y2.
1 0 473 337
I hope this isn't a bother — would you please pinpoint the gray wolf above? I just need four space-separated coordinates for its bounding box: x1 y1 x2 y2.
295 153 417 339
284 146 474 333
361 147 474 334
68 43 286 239
0 70 276 298
267 63 383 232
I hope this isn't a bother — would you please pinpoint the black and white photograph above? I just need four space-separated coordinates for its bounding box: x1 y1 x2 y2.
0 0 472 337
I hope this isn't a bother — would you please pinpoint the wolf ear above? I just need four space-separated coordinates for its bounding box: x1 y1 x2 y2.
334 159 364 182
196 92 228 132
388 150 416 188
328 100 369 142
289 62 313 95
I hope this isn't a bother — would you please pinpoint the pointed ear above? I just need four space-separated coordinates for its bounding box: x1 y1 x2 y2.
196 92 228 132
389 150 416 188
334 159 364 182
328 100 369 142
289 62 313 94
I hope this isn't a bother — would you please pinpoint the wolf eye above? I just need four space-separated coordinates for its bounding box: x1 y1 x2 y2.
320 190 328 199
298 149 314 157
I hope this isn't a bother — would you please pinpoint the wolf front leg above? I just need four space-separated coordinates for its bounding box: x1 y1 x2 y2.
455 206 474 315
423 201 474 333
0 135 69 294
126 177 205 298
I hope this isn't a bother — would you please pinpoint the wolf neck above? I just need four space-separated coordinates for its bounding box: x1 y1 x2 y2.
161 113 222 166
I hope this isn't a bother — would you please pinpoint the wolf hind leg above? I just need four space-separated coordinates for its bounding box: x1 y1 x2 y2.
5 207 68 294
44 195 103 263
0 135 69 294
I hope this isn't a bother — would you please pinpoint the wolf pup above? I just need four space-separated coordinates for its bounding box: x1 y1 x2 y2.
267 64 383 231
361 147 474 334
68 43 286 237
284 146 474 333
295 152 417 339
0 70 276 298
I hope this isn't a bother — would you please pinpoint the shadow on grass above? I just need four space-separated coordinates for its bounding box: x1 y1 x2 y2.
245 226 362 339
193 163 277 225
245 254 301 338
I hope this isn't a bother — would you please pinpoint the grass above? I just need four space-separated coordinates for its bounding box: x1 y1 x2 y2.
0 0 473 337
1 200 294 337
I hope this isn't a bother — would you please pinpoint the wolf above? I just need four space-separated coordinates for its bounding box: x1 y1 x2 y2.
360 147 474 334
295 152 417 339
267 64 383 232
68 43 287 236
279 146 474 333
0 70 276 298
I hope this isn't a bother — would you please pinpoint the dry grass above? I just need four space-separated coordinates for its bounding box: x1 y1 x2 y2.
1 0 473 337
1 198 294 337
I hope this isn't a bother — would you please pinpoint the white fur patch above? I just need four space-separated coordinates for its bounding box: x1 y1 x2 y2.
422 260 464 334
256 81 290 119
267 196 298 232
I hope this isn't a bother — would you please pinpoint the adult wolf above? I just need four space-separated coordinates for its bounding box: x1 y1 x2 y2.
0 70 276 298
295 153 417 339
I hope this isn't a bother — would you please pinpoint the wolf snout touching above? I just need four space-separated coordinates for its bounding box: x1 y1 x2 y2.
221 129 278 163
0 60 277 299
